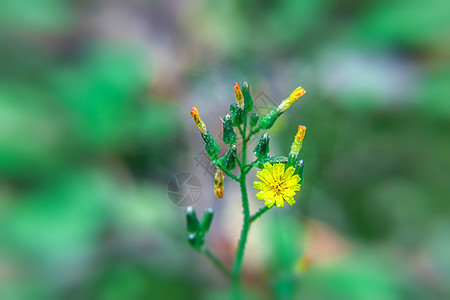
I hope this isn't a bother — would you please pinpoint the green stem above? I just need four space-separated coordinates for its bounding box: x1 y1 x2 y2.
250 206 272 223
245 125 260 142
222 169 239 182
202 248 231 278
232 113 250 299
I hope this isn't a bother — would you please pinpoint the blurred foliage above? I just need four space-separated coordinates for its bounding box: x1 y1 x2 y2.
0 0 449 299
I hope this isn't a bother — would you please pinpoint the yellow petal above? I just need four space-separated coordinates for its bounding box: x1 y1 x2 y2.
285 196 296 206
284 166 295 179
253 181 265 190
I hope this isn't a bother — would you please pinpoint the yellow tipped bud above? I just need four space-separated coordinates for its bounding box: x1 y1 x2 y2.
190 106 207 133
278 86 306 112
214 168 224 198
289 125 307 157
233 82 244 108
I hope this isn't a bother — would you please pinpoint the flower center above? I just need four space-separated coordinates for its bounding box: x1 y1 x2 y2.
270 180 284 195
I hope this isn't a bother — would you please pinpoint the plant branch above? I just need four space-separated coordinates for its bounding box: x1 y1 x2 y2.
202 248 231 278
245 125 260 142
250 206 272 223
222 169 239 182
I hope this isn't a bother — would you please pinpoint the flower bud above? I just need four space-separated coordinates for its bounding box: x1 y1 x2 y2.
253 133 270 159
242 81 253 112
289 125 306 157
201 131 220 160
278 86 306 112
185 206 200 233
200 207 214 232
256 156 288 168
217 145 237 171
259 86 306 129
190 107 220 159
230 103 244 126
233 82 244 109
214 168 224 198
250 113 259 127
222 114 237 146
190 107 206 133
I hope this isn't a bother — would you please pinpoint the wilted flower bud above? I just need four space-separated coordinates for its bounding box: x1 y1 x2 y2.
250 113 259 127
242 81 253 112
222 114 237 146
190 107 220 159
200 207 214 232
217 145 237 171
253 133 270 159
214 168 224 198
259 86 306 129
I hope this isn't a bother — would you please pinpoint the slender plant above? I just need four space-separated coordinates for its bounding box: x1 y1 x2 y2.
185 82 307 298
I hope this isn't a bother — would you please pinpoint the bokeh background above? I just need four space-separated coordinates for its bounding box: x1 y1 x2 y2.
1 0 449 299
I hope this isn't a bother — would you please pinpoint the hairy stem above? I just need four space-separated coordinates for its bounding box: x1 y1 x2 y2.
232 114 250 299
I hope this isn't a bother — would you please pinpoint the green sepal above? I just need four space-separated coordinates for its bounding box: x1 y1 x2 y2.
287 153 297 168
185 206 200 233
259 107 282 129
200 208 214 233
216 145 237 171
256 156 288 168
188 233 205 250
222 114 237 146
296 160 304 184
250 113 259 127
253 133 270 159
242 81 253 112
201 130 219 160
230 103 244 126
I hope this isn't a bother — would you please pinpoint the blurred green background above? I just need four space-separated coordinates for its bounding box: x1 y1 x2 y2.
1 0 449 299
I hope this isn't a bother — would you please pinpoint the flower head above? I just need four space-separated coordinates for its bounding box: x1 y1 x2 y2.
253 163 301 208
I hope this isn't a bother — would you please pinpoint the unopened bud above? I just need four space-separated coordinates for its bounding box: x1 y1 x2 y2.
253 133 270 159
190 107 220 160
242 81 253 112
259 86 306 129
230 103 244 126
185 206 200 233
200 208 214 232
217 145 237 171
250 113 259 127
222 114 237 146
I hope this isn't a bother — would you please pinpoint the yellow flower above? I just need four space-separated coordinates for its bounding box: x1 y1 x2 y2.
253 163 301 208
